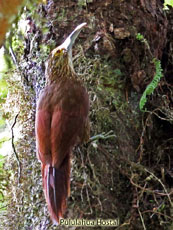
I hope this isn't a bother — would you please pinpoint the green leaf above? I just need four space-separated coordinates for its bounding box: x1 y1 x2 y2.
139 59 163 111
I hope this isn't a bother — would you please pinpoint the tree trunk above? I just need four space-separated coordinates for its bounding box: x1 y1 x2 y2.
2 0 173 229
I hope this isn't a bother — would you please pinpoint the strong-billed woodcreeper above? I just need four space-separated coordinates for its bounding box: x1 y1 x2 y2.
35 23 89 224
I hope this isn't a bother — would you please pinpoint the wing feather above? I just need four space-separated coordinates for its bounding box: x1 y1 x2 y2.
51 110 84 167
35 109 52 165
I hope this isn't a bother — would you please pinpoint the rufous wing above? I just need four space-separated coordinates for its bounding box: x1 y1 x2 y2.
35 109 52 165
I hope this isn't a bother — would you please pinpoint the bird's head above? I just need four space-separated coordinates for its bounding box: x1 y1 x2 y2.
46 23 86 82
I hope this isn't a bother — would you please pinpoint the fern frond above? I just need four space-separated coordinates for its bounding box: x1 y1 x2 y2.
139 58 163 111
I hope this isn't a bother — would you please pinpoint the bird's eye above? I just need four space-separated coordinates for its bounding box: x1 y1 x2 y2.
61 48 66 53
53 48 66 57
53 49 61 57
56 49 66 55
56 50 61 54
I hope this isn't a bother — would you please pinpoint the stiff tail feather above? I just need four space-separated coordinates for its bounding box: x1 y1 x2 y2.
42 154 71 224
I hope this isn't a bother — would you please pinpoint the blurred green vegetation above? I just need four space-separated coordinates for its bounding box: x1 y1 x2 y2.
164 0 173 7
0 154 6 211
0 50 9 131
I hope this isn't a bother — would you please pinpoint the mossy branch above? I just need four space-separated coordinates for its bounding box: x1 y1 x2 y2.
11 113 21 184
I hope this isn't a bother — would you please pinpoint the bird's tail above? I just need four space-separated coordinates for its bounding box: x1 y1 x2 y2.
42 155 71 224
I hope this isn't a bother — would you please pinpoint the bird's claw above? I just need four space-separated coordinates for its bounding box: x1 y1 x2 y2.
90 130 116 142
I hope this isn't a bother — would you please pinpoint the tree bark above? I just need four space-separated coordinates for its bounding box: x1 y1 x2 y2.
3 0 173 229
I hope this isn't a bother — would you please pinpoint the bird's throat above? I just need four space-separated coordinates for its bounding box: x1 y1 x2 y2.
46 55 75 85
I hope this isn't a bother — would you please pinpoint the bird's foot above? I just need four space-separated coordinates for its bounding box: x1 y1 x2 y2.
89 130 116 142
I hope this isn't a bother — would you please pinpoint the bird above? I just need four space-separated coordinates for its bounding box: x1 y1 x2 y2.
35 23 90 224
